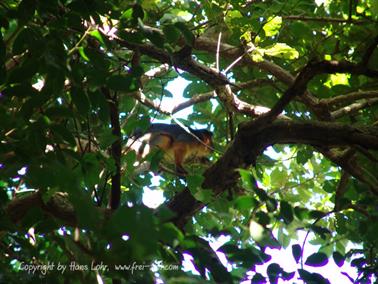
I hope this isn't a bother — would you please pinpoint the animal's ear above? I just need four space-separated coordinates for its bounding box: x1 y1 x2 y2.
201 132 213 145
201 130 213 139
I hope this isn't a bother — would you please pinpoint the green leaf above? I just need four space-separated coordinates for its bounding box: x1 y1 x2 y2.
187 174 204 192
305 252 328 267
263 43 299 60
17 0 37 25
159 223 183 245
234 196 257 212
3 83 39 98
251 273 265 284
98 129 118 149
194 189 213 203
296 149 313 165
45 106 73 118
270 167 287 188
263 16 282 37
0 32 5 64
282 270 295 281
88 90 109 122
174 22 195 46
69 191 103 229
249 220 280 249
132 4 144 20
298 269 330 284
107 75 138 92
78 46 89 61
71 88 90 114
309 210 326 219
225 10 243 27
332 251 345 267
120 96 136 113
294 206 310 220
325 73 350 87
310 225 331 239
250 48 265 62
13 28 42 55
267 263 282 284
81 153 101 188
50 124 76 146
266 197 277 212
372 0 378 16
238 168 254 190
163 24 181 44
292 244 301 263
89 30 106 46
188 175 212 202
256 211 270 226
280 201 294 224
323 179 336 193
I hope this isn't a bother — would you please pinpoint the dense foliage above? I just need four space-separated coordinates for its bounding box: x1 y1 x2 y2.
1 0 378 283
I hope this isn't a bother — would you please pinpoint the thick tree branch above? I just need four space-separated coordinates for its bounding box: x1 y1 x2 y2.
216 85 285 117
320 148 378 195
4 191 110 226
164 120 378 226
194 36 378 120
204 120 378 191
264 60 378 122
115 35 287 117
118 29 378 123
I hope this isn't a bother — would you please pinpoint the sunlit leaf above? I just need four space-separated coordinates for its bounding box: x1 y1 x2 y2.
234 196 257 212
324 73 350 87
89 30 106 46
263 43 299 60
78 46 89 61
263 16 282 37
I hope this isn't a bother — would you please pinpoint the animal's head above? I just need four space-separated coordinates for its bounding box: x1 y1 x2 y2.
191 129 213 152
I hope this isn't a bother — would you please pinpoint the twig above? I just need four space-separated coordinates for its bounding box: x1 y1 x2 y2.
281 15 368 25
216 32 222 71
67 26 92 56
331 98 378 119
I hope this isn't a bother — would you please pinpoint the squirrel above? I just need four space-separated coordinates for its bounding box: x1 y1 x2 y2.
126 123 213 175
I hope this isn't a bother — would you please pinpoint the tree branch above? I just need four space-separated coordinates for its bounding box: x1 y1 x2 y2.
323 90 378 106
4 191 110 227
168 120 378 226
103 88 122 210
331 98 378 119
